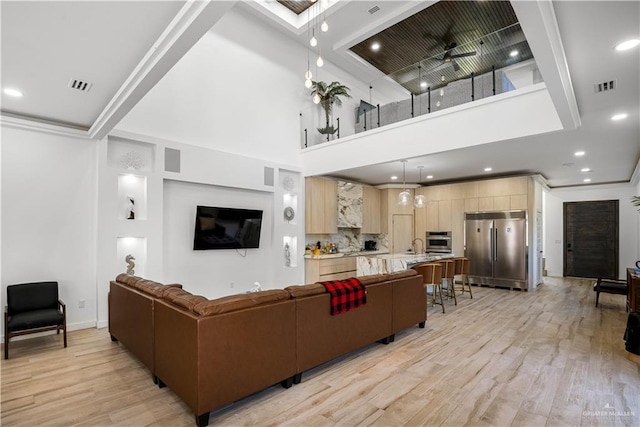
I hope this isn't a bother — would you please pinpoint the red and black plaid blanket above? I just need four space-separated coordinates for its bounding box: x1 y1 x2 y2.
319 278 367 315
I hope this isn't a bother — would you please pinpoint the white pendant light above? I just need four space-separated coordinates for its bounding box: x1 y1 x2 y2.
305 70 312 80
305 78 312 89
316 55 324 67
310 27 317 47
321 19 328 32
397 160 411 206
414 166 426 209
313 93 321 104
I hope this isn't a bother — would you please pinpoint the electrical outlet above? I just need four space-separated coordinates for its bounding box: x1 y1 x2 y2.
79 299 85 308
230 282 234 288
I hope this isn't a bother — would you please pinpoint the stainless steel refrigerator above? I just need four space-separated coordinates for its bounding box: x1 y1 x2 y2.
464 211 527 290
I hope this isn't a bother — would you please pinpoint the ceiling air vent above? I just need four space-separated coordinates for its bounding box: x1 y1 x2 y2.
368 5 380 14
594 80 616 93
68 78 93 93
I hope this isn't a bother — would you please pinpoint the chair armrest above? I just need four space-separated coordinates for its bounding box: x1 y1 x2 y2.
58 299 66 312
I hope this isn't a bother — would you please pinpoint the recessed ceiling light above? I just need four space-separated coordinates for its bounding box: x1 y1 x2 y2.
484 167 492 172
371 42 380 51
420 81 427 88
390 175 398 180
3 88 23 97
574 151 585 157
611 113 628 121
510 50 518 57
583 178 592 183
581 168 591 172
615 39 640 51
426 175 434 179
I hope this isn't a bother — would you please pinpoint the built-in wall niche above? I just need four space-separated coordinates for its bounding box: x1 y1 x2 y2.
283 236 297 268
107 137 155 172
116 237 147 277
283 193 298 225
117 174 147 220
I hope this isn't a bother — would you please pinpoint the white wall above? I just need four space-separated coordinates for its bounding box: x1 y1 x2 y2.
115 6 380 164
163 179 274 298
543 183 639 279
1 124 98 333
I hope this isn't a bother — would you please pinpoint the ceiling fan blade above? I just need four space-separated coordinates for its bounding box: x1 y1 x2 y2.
449 51 477 59
452 61 460 72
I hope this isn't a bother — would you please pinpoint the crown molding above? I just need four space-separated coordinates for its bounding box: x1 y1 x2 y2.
1 114 89 140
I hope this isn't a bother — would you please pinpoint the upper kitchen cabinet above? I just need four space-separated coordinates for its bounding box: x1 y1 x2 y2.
362 186 381 234
305 177 337 234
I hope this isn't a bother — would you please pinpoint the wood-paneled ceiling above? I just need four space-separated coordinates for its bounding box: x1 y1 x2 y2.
277 1 316 15
349 1 533 93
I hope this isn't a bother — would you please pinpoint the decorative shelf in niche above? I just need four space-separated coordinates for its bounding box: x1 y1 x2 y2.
107 137 155 172
118 174 147 220
283 193 298 225
283 236 297 268
116 237 147 277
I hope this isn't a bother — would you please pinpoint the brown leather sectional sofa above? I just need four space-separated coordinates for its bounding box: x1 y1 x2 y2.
109 270 425 427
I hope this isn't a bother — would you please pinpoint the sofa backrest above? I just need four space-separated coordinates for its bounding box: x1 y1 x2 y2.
114 274 182 298
7 281 59 315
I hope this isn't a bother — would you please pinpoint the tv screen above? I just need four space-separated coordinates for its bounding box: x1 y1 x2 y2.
193 206 263 250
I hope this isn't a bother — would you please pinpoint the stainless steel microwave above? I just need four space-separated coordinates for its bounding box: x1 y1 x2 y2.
426 231 452 253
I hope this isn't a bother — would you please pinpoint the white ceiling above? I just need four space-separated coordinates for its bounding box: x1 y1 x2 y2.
1 1 638 188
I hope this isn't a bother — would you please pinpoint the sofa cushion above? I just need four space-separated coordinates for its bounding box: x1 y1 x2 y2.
193 289 290 316
115 274 182 297
386 270 418 280
285 283 326 298
357 274 388 286
162 288 207 311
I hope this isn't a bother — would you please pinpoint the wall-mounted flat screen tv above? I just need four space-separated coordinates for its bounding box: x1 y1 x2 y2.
193 205 263 250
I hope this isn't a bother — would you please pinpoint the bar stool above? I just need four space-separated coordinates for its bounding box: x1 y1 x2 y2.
436 259 457 306
453 257 473 299
412 263 445 313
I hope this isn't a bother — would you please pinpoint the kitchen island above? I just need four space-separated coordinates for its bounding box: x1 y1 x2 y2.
357 253 456 276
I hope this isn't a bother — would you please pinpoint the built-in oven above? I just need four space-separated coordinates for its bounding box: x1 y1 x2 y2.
426 231 452 253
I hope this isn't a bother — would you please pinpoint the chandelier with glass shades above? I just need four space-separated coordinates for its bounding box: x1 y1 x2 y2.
397 161 426 209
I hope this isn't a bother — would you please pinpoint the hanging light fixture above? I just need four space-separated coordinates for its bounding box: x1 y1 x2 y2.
414 166 426 209
316 49 324 67
397 160 411 206
313 93 321 104
310 28 317 47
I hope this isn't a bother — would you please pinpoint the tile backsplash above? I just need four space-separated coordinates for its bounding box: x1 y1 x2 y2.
306 230 388 254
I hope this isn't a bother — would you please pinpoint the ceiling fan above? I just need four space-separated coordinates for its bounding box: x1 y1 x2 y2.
424 25 477 72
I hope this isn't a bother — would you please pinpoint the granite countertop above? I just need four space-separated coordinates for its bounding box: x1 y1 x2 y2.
303 250 390 259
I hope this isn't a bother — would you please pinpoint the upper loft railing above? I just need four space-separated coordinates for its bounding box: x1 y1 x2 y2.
300 23 542 149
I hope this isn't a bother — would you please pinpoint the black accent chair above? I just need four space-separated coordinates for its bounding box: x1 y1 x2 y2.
4 281 67 359
593 277 628 309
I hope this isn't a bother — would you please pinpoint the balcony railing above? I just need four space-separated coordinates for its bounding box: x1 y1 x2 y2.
301 23 542 149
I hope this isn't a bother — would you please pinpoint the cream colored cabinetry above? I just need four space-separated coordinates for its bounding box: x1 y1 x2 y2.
305 177 337 234
305 256 357 283
362 186 381 234
414 176 534 246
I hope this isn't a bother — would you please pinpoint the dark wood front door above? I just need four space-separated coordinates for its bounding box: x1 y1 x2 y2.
563 200 618 279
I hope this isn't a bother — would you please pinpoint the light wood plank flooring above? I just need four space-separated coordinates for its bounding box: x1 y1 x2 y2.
2 277 639 426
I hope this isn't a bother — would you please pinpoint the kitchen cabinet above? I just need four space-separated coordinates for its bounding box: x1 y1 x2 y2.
362 186 381 234
438 200 452 231
305 256 357 283
426 201 439 231
305 177 337 234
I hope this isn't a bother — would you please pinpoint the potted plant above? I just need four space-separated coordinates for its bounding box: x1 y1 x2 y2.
310 81 351 138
